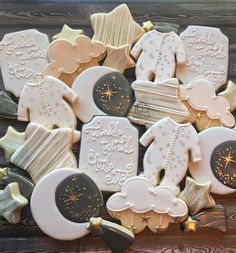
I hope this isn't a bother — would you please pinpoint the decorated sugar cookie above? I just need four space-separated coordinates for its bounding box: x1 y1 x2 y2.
106 177 188 234
71 66 134 123
140 117 201 195
0 182 28 224
44 35 106 86
179 177 215 215
18 75 78 129
218 80 236 111
176 26 229 90
79 116 138 192
128 78 190 128
11 122 81 183
0 29 49 97
180 79 235 131
189 127 236 194
131 30 185 82
52 24 84 43
31 168 103 240
90 4 144 72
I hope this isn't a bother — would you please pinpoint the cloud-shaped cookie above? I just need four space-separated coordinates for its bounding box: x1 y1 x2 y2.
180 79 235 127
44 35 106 77
106 176 188 218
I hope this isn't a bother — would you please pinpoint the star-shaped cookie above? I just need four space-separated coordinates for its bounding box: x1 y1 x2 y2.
179 177 216 215
52 24 84 43
0 126 25 159
218 80 236 111
0 182 28 224
103 45 135 73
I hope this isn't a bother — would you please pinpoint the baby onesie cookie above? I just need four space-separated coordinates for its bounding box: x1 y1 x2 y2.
140 117 201 195
18 75 78 129
128 78 190 128
79 116 138 192
44 35 106 86
52 24 84 43
131 30 185 82
0 182 28 224
0 126 25 159
179 177 215 215
71 66 134 123
11 122 81 183
180 79 235 131
106 177 188 234
90 4 144 73
218 81 236 111
0 29 49 97
176 26 229 90
189 127 236 194
31 168 103 240
0 91 17 119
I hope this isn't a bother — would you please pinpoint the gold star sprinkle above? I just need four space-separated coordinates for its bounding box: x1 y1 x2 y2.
220 149 236 169
194 111 202 119
142 21 155 32
183 217 198 232
101 84 118 101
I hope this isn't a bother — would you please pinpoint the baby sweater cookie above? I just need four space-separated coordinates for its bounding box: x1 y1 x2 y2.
44 35 106 87
31 168 103 240
176 26 229 90
131 30 185 82
90 4 144 73
128 78 190 128
0 29 49 97
11 122 81 183
189 127 236 195
180 79 235 131
140 117 201 195
106 177 188 234
18 75 78 129
71 66 133 123
79 116 138 192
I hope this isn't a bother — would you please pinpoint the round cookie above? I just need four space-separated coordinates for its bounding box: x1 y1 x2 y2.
31 168 103 240
189 127 236 194
93 72 133 116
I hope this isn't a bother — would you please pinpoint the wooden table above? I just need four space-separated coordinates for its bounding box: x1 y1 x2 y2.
0 0 236 252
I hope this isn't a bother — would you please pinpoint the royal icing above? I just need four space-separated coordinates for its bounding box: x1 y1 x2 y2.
79 116 138 192
176 26 229 90
18 75 78 129
0 29 49 97
140 117 201 195
131 30 185 82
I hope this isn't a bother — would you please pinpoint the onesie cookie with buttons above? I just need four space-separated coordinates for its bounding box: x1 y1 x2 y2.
18 75 78 129
131 30 185 82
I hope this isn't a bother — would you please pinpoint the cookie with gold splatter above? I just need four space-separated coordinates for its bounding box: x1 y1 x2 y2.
211 141 236 189
93 72 133 116
55 173 103 223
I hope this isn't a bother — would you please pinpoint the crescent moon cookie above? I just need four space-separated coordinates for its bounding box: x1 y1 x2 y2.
140 117 201 195
0 29 49 97
180 79 235 131
71 66 134 123
189 127 236 195
106 176 188 234
176 26 229 90
79 116 139 192
18 75 78 129
11 122 81 184
131 29 185 82
44 35 106 87
31 168 103 240
128 78 190 128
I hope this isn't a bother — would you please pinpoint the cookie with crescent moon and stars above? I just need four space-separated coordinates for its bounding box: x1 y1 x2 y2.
31 168 103 240
71 66 134 123
93 72 134 116
189 127 236 195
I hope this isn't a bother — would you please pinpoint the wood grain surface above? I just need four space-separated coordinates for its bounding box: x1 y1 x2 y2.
0 0 236 252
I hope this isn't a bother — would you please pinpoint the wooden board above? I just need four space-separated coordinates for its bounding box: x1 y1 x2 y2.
0 0 236 252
